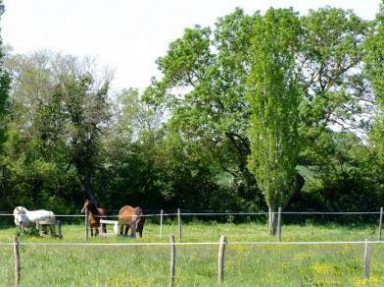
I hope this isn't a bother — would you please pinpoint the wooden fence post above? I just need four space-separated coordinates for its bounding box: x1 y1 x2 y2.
379 207 383 240
364 239 371 279
177 208 182 242
13 236 20 286
218 235 227 284
277 207 282 242
85 209 89 241
160 209 164 238
169 235 176 287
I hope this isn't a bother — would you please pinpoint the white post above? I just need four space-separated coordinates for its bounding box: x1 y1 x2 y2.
379 207 383 240
177 208 182 242
57 220 62 238
85 209 89 240
277 207 282 242
160 209 164 238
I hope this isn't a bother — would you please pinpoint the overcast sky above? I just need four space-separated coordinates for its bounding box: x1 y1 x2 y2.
1 0 381 93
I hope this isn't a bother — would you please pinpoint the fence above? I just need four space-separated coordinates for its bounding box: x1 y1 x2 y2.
2 207 384 241
2 208 384 285
4 236 382 286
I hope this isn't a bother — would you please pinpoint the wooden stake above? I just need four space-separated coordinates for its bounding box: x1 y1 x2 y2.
177 208 182 242
160 209 163 238
13 236 20 286
57 220 62 238
169 235 176 287
364 239 371 279
379 207 383 240
218 235 227 284
85 209 89 240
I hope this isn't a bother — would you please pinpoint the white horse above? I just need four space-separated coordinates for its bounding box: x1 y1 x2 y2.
13 206 56 232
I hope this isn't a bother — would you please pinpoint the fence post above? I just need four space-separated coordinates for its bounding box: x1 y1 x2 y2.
379 207 383 240
169 235 176 287
177 208 182 242
364 239 371 279
85 209 89 241
277 207 282 242
160 209 164 238
57 220 62 238
218 235 227 284
13 236 20 286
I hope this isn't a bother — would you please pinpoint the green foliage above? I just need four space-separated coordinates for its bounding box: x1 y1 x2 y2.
153 8 264 209
0 5 383 216
246 8 302 213
1 52 110 211
365 3 384 166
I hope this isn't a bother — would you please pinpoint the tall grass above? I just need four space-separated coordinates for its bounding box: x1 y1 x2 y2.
1 222 384 286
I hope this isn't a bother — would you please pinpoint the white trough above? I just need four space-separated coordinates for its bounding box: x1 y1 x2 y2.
99 219 119 237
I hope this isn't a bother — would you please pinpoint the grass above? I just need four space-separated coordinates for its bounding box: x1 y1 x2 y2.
1 221 384 286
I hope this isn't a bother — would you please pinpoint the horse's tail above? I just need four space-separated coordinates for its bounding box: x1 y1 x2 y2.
49 211 56 224
135 207 145 237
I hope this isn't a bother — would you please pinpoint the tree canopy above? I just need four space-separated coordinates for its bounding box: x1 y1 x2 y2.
1 5 384 221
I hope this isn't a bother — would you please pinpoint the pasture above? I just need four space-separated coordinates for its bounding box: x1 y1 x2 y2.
1 221 384 286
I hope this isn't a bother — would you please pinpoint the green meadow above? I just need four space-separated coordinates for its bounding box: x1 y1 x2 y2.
1 222 384 287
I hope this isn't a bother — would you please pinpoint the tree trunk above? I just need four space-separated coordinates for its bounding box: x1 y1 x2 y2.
81 177 97 205
268 207 277 235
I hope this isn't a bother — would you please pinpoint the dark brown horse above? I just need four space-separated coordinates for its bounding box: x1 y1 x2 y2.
81 199 107 237
118 205 145 238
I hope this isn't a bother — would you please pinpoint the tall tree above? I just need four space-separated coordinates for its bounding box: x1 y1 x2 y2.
0 0 9 150
365 1 384 164
246 8 302 234
0 1 11 208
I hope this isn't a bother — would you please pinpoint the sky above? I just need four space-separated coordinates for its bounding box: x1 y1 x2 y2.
1 0 381 93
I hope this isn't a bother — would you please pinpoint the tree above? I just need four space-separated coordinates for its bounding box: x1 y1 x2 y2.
155 9 264 210
2 51 111 210
101 87 166 208
0 0 9 148
58 71 111 202
246 8 302 234
298 7 371 166
0 0 10 208
365 2 384 164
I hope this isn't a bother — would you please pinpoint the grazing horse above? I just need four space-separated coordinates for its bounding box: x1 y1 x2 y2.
81 199 107 237
13 206 55 233
118 205 145 238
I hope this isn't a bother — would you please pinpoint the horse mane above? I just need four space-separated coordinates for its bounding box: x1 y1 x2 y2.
86 199 101 216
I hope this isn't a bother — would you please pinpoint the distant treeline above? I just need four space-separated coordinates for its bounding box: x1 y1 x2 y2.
0 5 384 217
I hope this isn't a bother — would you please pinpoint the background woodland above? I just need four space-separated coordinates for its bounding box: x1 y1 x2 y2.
0 5 384 220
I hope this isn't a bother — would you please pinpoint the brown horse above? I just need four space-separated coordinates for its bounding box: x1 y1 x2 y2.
118 205 145 238
81 199 107 237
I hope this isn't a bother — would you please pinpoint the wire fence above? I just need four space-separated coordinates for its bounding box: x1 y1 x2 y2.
1 207 384 242
2 209 384 286
2 235 382 286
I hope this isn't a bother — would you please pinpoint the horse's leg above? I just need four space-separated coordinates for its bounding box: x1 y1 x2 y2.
124 224 129 236
130 222 137 238
95 225 99 236
119 224 124 235
90 227 94 237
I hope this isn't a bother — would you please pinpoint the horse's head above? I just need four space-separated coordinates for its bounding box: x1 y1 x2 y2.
14 213 28 226
81 199 90 214
13 206 27 216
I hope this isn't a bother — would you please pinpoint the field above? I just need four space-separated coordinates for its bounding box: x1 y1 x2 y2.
1 220 384 287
